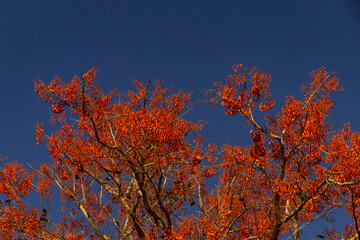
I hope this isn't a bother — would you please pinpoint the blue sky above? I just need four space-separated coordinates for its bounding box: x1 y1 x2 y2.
0 0 359 238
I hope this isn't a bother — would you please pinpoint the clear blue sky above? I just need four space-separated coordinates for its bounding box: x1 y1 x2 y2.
0 0 359 238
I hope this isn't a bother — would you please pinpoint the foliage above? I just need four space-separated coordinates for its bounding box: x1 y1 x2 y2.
1 65 360 239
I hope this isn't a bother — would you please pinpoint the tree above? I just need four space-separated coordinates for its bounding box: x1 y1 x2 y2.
0 65 360 239
32 69 217 239
194 65 359 240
